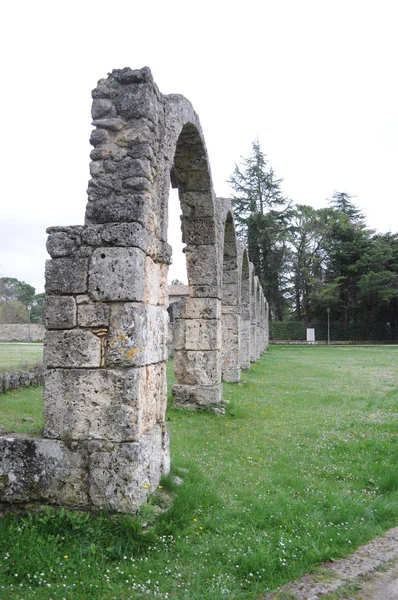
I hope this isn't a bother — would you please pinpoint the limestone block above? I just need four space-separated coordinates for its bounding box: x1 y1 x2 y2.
181 217 216 245
44 364 166 441
77 303 110 327
240 320 251 370
114 121 153 147
83 222 150 250
172 384 223 411
85 193 150 226
174 318 221 351
113 80 160 123
44 330 102 368
0 435 89 507
45 258 89 295
44 296 76 329
91 98 117 120
89 247 145 302
180 191 215 219
88 424 168 513
173 297 221 320
190 284 222 299
46 228 83 258
106 303 168 367
174 350 220 386
185 245 218 286
144 256 168 306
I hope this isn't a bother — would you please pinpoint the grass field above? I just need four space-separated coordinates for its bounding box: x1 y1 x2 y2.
0 343 43 372
0 346 398 599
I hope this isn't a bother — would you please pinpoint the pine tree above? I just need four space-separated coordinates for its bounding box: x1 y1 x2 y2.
228 140 292 319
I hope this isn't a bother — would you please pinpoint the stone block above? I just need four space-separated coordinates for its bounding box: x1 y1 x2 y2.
181 217 216 245
173 318 221 351
172 384 223 412
0 435 89 507
89 247 145 302
46 227 83 258
174 350 220 386
44 296 76 329
173 297 221 320
88 423 169 513
106 303 168 367
44 330 102 368
144 256 168 306
185 244 219 286
45 258 89 295
180 191 216 219
77 303 110 327
43 366 165 441
85 193 150 226
190 284 222 299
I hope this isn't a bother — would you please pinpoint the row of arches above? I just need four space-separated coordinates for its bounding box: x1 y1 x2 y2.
0 67 268 513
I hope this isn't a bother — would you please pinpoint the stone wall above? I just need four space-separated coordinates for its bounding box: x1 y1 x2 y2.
0 324 45 342
0 66 269 514
0 365 43 394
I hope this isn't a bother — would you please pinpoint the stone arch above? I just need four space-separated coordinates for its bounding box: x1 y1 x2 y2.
220 209 240 382
239 246 251 370
0 67 269 515
168 117 222 409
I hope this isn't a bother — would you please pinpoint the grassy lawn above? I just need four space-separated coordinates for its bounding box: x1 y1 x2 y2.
0 343 43 372
0 346 398 599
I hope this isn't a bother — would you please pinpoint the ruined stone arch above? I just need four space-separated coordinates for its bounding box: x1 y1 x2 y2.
219 207 240 382
0 67 269 514
239 247 251 370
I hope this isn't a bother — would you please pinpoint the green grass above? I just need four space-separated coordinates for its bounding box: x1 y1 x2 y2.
1 346 398 599
0 343 43 372
0 387 44 435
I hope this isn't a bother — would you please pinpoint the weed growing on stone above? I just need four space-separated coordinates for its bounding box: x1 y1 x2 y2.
1 346 398 599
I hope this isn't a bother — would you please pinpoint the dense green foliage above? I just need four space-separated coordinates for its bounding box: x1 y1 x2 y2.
229 144 398 340
0 278 44 324
1 348 398 599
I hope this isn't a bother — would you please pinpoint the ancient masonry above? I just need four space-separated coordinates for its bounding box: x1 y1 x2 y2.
0 68 268 513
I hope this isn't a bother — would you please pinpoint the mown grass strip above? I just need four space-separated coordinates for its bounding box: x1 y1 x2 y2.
0 346 397 599
0 343 43 373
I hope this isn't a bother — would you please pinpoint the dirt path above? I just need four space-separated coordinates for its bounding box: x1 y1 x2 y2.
260 527 398 599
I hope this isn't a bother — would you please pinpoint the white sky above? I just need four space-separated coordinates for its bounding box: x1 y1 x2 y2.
1 0 397 293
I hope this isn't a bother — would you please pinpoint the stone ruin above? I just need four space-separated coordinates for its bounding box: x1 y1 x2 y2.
0 67 268 513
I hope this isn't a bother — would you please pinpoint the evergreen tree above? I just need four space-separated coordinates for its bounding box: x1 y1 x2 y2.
228 140 292 319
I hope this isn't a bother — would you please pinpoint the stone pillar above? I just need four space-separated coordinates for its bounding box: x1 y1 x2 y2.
249 265 257 363
239 249 251 370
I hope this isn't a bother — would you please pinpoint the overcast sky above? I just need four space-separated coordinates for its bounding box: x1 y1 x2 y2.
1 0 397 293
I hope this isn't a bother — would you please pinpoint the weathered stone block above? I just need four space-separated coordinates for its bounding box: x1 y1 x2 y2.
144 256 168 306
45 258 89 295
181 217 216 245
44 364 166 442
88 423 169 513
85 193 150 226
46 228 82 258
106 303 168 367
173 297 221 320
185 244 219 286
190 284 222 299
44 296 76 329
172 384 223 411
89 247 145 301
174 318 221 351
0 435 89 507
44 330 102 368
77 303 110 327
174 350 220 386
180 191 216 219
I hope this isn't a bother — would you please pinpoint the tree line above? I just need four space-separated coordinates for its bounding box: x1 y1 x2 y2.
229 141 398 340
0 278 44 324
